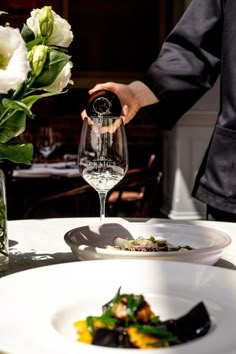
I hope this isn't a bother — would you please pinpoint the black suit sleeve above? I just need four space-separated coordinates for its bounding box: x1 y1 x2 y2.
142 0 223 129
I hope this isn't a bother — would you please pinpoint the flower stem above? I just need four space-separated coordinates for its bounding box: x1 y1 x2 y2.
0 198 7 257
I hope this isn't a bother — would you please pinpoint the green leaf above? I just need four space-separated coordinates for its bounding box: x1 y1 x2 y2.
0 111 26 143
21 24 35 43
2 98 33 118
22 90 65 110
32 49 71 88
21 25 45 50
0 139 33 164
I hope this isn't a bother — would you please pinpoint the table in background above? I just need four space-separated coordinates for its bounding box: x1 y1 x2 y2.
7 163 99 219
4 217 236 276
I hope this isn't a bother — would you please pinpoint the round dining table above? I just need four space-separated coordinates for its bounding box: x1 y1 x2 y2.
1 217 236 354
3 217 236 276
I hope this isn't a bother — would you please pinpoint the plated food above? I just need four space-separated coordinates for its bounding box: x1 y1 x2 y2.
105 236 194 252
74 288 211 349
0 260 236 354
64 222 231 264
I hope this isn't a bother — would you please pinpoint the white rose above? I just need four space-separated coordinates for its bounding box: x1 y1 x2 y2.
44 61 73 93
47 10 74 47
0 26 30 94
27 8 73 48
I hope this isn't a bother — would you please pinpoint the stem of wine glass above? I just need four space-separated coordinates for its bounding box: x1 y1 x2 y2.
98 192 107 224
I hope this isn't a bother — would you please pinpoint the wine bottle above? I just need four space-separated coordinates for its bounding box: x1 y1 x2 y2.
86 90 122 118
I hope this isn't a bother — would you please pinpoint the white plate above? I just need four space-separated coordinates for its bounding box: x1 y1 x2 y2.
64 222 231 265
0 260 236 354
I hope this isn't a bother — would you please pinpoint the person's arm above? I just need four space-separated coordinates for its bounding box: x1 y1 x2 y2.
143 0 223 129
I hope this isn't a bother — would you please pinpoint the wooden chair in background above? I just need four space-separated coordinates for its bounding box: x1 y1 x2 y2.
24 154 162 219
107 154 163 217
24 183 99 218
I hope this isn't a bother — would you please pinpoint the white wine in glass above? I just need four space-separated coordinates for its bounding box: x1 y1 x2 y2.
78 114 128 224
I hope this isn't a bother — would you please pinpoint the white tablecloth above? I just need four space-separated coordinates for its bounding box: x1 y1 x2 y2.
5 217 236 275
12 162 80 178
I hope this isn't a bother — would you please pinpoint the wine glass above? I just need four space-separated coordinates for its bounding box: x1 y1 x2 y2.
78 116 128 224
36 127 61 166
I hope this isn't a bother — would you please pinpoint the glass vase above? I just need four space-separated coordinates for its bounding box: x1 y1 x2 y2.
0 169 8 273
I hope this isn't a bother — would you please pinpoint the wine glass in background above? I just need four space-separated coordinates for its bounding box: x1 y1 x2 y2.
78 116 128 224
36 127 61 166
